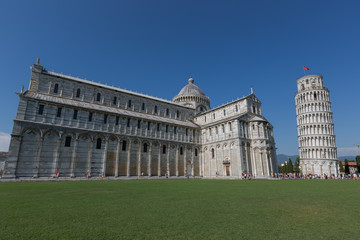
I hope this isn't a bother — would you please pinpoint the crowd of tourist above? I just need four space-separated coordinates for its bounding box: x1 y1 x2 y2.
273 172 359 180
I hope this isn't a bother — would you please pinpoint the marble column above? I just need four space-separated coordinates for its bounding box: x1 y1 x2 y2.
126 141 132 177
148 144 152 177
87 139 94 174
244 145 249 174
158 144 161 176
137 141 142 176
267 151 273 176
251 147 257 177
238 142 243 177
209 148 212 177
184 147 188 176
52 136 61 177
176 146 179 177
115 140 120 177
320 164 323 176
264 150 269 176
70 135 79 177
191 148 194 176
200 149 203 177
33 136 44 178
260 151 265 176
166 143 170 176
102 137 109 176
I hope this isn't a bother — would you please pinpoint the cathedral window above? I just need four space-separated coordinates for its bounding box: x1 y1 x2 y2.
224 109 226 116
143 143 148 153
56 107 62 117
154 106 158 114
96 93 101 102
65 136 72 147
176 110 180 118
116 116 119 125
128 100 132 108
229 122 232 131
157 123 160 131
166 125 168 133
211 148 215 158
180 147 183 155
127 119 130 127
215 127 218 134
195 149 198 157
204 116 206 122
209 128 212 136
122 141 127 151
186 128 188 136
54 83 59 94
147 122 150 130
73 109 78 120
200 107 203 111
314 93 317 100
235 105 238 112
38 104 44 115
104 114 108 124
96 138 102 149
174 127 177 134
76 88 81 98
213 113 215 119
163 145 166 154
113 97 117 105
142 103 145 111
252 106 256 113
222 125 225 133
137 120 141 129
166 108 169 116
88 112 93 122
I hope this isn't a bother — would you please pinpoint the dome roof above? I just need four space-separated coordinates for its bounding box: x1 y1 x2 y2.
175 77 206 98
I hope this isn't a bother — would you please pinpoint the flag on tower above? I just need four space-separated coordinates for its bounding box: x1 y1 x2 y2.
303 66 309 71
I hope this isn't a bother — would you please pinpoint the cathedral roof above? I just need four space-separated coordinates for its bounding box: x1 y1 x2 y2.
175 77 207 98
21 91 199 128
250 116 267 122
38 69 193 109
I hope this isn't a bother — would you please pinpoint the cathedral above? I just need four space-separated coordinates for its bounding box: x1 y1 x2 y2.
3 59 278 179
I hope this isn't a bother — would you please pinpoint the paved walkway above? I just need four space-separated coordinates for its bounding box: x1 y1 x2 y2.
0 175 278 182
0 176 203 182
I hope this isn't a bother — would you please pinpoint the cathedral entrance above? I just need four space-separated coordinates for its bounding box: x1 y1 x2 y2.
225 165 230 176
105 151 116 176
223 158 230 176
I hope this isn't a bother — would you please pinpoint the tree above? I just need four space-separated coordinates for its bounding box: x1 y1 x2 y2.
339 160 345 173
287 158 294 173
279 161 287 174
356 155 360 172
344 159 349 174
294 157 300 174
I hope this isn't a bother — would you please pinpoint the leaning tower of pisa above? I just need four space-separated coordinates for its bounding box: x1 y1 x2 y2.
295 74 338 177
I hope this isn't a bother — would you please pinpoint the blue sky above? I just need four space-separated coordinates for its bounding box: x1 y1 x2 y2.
0 0 359 155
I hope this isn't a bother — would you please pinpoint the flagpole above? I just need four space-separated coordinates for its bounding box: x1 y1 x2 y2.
303 66 310 75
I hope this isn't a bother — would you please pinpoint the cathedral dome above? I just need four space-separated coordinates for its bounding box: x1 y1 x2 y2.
176 77 206 98
173 76 210 113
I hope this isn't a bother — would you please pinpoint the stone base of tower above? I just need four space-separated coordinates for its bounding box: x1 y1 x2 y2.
300 159 338 177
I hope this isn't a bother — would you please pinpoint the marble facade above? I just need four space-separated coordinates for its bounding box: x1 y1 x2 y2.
3 60 278 179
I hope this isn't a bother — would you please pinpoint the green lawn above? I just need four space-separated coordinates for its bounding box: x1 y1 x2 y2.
0 179 359 240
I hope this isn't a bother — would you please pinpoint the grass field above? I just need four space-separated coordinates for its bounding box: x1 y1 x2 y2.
0 179 359 240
